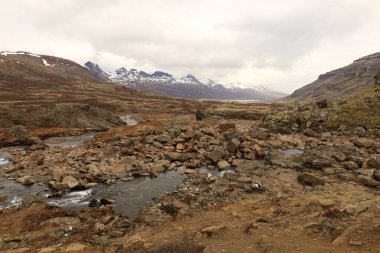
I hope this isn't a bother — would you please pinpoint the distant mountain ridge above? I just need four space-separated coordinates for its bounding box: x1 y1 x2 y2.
85 61 287 100
287 52 380 100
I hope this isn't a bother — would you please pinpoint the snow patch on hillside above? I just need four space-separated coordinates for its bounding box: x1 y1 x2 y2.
42 59 55 67
0 51 41 58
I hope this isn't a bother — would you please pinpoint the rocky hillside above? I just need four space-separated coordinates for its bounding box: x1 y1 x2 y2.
287 52 380 100
0 51 209 145
265 86 380 135
85 61 287 101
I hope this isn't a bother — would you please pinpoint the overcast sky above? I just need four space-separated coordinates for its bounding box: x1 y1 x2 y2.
1 0 379 93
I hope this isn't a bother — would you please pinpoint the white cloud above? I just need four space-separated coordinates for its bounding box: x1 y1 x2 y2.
0 0 379 93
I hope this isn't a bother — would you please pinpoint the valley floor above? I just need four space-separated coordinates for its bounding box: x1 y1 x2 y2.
0 101 379 253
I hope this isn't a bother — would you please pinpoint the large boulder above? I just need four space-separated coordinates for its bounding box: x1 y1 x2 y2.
227 138 240 153
207 147 224 163
62 176 79 189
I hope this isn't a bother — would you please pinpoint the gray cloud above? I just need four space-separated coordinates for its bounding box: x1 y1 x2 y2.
1 0 379 93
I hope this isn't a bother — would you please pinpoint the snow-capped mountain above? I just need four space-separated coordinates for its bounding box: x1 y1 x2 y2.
85 61 287 100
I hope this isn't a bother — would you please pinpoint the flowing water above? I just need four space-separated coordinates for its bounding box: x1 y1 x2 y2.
44 133 94 148
120 115 138 126
0 179 47 209
47 169 186 219
0 166 232 219
278 149 304 155
0 152 12 166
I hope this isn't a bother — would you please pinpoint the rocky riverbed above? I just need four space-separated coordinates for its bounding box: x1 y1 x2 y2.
0 110 379 252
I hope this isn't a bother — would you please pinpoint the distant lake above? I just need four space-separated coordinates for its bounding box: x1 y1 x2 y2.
198 99 270 104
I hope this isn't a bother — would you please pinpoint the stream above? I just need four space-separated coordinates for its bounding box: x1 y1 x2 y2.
44 133 94 148
0 166 231 219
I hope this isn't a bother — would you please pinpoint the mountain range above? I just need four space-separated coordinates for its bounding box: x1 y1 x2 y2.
85 62 287 101
287 52 380 100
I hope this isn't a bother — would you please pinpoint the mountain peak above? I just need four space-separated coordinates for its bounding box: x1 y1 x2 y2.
84 61 109 81
84 62 285 100
180 74 200 84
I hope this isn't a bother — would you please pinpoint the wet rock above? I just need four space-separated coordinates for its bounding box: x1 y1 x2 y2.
367 155 380 169
62 176 79 189
100 198 116 205
16 176 35 185
217 160 230 170
89 199 101 207
0 194 7 202
298 173 325 187
227 138 240 153
49 181 69 192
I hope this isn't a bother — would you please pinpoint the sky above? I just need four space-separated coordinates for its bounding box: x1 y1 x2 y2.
1 0 379 93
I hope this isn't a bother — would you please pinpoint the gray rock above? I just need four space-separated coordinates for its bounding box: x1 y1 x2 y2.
207 148 224 163
165 152 193 162
227 138 240 153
